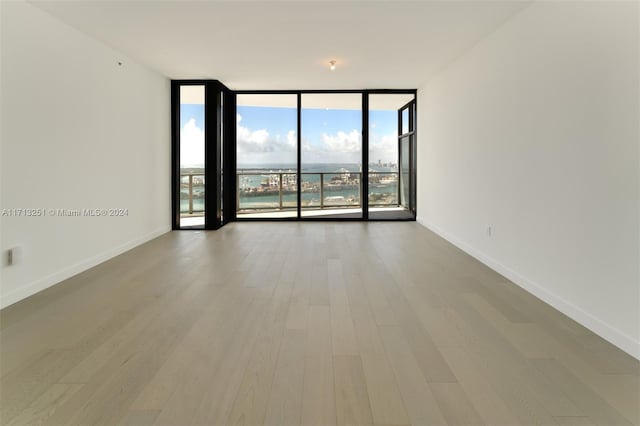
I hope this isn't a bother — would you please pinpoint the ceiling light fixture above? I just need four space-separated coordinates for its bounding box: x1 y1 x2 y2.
329 60 336 71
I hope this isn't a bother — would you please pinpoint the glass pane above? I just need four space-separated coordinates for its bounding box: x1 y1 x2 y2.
179 85 205 228
236 94 297 218
301 93 362 218
410 133 416 211
400 136 410 208
369 94 415 219
402 108 409 134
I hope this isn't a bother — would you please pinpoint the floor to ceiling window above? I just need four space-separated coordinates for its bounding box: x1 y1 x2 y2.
172 84 416 227
172 81 230 230
368 94 416 220
178 85 205 229
301 93 363 218
236 94 298 218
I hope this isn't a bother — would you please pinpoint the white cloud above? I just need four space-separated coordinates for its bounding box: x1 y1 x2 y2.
236 114 297 164
287 130 296 149
321 129 361 153
182 115 397 167
180 118 204 167
237 114 296 154
369 131 398 163
298 129 362 163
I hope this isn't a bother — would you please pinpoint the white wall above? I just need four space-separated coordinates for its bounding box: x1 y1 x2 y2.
0 1 171 308
418 1 639 358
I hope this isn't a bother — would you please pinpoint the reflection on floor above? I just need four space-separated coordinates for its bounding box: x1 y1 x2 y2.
240 207 413 219
180 215 205 227
368 208 415 220
180 208 414 225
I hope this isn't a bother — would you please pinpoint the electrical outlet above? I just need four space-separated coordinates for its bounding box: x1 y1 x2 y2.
8 246 22 266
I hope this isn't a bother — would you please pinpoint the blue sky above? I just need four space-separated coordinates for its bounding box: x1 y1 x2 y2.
180 104 204 130
180 105 398 167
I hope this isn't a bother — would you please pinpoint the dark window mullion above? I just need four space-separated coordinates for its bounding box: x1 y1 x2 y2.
204 83 219 229
297 93 302 219
362 93 369 220
171 81 180 230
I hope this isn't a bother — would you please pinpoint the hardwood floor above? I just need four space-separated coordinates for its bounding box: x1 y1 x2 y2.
1 222 638 426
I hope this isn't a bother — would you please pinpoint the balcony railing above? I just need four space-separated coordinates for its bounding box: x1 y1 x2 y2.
179 171 401 216
237 171 400 213
180 173 205 215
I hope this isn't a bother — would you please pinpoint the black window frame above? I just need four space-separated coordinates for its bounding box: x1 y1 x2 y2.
172 84 417 229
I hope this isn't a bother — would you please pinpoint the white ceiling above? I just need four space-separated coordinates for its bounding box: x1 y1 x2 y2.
30 0 531 90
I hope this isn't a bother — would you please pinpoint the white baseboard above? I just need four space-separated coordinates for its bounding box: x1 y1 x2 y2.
0 226 171 309
416 217 640 361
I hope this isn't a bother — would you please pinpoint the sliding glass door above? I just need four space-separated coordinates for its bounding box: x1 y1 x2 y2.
234 92 366 219
232 91 415 221
301 94 363 218
236 94 298 218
